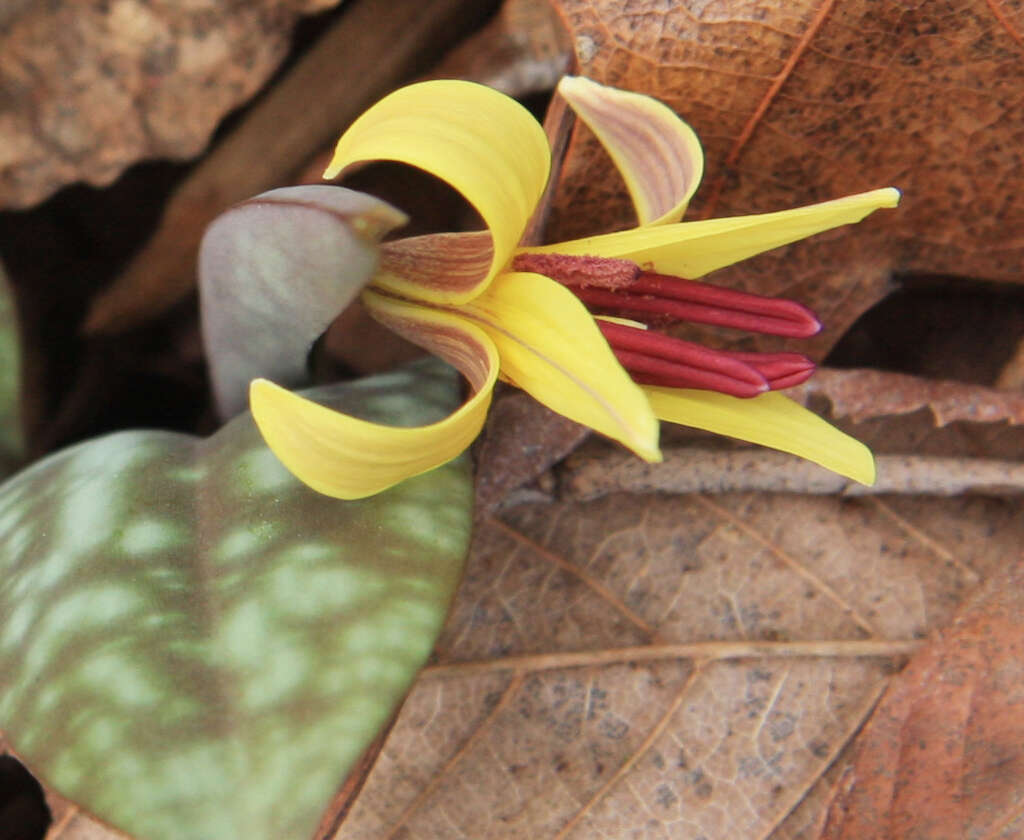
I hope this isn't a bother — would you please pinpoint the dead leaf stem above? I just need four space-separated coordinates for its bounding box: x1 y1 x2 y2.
699 0 838 219
487 516 666 642
551 666 703 840
867 497 980 583
381 674 526 840
561 449 1024 499
691 496 881 637
759 677 889 840
421 640 921 680
984 0 1024 49
45 805 78 837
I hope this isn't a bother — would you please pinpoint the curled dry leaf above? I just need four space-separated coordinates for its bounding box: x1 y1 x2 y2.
800 368 1024 426
548 0 1024 354
557 366 1024 504
330 488 1022 839
820 554 1024 840
0 0 340 209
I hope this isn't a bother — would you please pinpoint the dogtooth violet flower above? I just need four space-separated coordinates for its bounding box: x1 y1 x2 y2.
249 76 900 500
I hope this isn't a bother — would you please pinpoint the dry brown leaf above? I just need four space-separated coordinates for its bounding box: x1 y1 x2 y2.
547 0 1024 356
801 368 1024 427
819 553 1024 840
474 389 589 515
82 0 496 334
430 0 572 96
482 366 1024 511
996 337 1024 390
330 489 1021 839
0 0 340 209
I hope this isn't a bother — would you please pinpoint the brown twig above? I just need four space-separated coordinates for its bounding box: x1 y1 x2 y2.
422 639 921 680
560 447 1024 501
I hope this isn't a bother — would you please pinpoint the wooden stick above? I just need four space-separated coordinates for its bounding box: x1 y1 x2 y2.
422 639 922 679
560 447 1024 500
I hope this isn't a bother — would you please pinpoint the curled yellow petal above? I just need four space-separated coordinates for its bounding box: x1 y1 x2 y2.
250 305 499 499
531 187 901 278
558 76 703 225
458 271 661 462
644 387 876 485
377 231 492 300
325 80 550 303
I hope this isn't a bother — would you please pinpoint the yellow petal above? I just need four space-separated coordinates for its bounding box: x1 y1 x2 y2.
324 80 550 303
529 188 900 278
595 315 648 329
457 270 661 462
377 231 492 300
644 387 875 485
250 304 499 499
558 76 703 225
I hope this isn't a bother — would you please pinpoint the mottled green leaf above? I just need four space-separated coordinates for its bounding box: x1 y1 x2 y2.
0 261 23 477
199 185 408 419
0 359 472 840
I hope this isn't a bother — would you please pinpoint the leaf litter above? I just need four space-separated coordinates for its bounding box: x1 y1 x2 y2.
4 0 1023 836
330 489 1022 839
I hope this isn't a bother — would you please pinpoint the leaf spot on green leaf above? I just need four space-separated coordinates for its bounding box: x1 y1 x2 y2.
213 528 258 563
58 480 121 554
120 518 187 554
79 652 162 708
274 541 337 565
166 465 206 483
0 599 36 652
26 585 145 678
241 638 311 710
236 448 294 494
267 562 386 620
217 599 271 669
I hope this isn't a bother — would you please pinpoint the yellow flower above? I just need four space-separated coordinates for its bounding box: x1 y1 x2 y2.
250 77 899 499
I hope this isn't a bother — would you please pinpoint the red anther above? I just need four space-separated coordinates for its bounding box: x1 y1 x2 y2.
615 352 769 398
598 321 769 398
633 273 822 337
720 351 816 389
513 251 823 395
761 369 816 390
572 273 821 338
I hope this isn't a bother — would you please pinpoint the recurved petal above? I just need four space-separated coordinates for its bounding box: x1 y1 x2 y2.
459 270 661 462
377 231 492 301
644 387 876 485
250 302 499 499
530 188 900 278
324 80 550 304
558 76 703 226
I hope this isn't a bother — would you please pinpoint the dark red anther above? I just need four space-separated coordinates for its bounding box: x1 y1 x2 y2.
514 251 821 396
720 351 817 390
514 253 822 338
597 321 769 398
576 272 821 338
